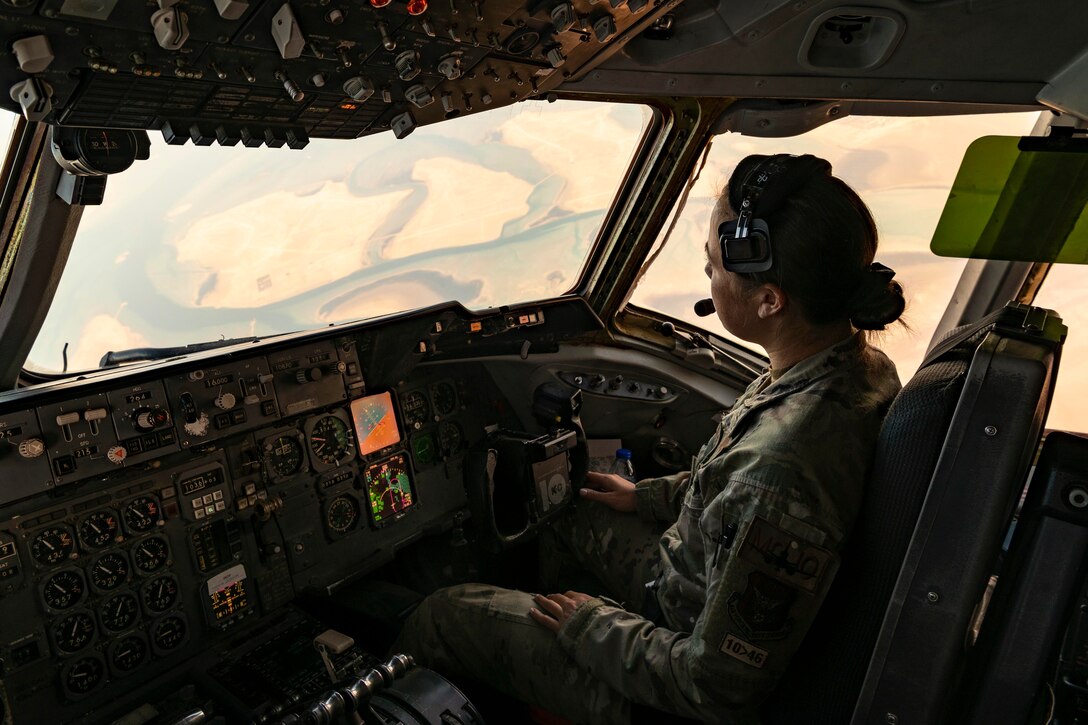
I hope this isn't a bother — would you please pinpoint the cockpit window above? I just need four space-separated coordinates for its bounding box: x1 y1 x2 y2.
629 111 1040 378
25 100 652 373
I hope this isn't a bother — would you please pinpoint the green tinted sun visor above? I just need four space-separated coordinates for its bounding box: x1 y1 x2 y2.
931 134 1088 264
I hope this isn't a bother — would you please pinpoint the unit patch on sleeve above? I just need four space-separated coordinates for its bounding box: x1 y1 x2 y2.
737 515 834 594
727 570 797 641
720 632 768 669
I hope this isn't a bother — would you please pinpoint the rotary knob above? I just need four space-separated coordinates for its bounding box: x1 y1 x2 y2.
295 367 323 384
214 392 237 410
18 437 45 459
133 408 169 431
107 445 128 464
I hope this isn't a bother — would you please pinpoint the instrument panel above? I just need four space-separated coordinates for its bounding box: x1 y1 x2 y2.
0 320 485 723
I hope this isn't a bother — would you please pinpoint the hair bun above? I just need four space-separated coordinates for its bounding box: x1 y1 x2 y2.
849 263 906 331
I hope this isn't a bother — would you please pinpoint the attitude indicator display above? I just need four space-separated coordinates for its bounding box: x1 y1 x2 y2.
351 392 402 456
364 454 416 526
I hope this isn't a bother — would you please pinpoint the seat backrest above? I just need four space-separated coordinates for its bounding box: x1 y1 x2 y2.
762 303 1063 724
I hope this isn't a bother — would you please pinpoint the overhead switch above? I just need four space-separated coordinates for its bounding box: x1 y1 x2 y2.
544 45 566 68
391 111 417 140
550 3 576 33
12 36 55 74
437 54 463 80
593 15 617 42
343 76 375 102
405 83 434 108
395 50 422 81
272 3 306 60
215 0 249 19
151 7 190 51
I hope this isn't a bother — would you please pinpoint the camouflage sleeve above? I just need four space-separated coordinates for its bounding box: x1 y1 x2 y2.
633 471 691 523
557 475 844 720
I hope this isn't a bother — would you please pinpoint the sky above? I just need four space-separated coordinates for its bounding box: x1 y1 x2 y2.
6 102 1085 431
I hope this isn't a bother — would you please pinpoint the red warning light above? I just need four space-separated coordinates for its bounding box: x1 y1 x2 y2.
407 0 428 14
370 0 392 7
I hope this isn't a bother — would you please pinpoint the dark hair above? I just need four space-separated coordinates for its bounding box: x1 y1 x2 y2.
721 154 906 331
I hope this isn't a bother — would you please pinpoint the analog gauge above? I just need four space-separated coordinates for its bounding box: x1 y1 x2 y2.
266 434 305 477
326 495 359 535
132 536 168 573
401 391 430 429
141 575 179 613
411 432 437 468
122 496 159 534
150 614 187 653
100 592 139 632
78 510 119 549
438 422 464 457
308 415 352 466
31 526 75 566
109 634 148 673
43 570 85 610
431 382 457 416
62 655 105 696
89 551 129 591
52 610 95 654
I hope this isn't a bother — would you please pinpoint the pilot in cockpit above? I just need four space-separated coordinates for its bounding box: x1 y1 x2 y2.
393 153 906 724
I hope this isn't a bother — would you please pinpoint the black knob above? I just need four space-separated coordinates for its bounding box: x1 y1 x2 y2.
591 374 605 387
295 367 323 384
609 375 623 390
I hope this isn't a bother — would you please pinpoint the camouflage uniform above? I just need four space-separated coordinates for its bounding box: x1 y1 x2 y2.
395 333 900 724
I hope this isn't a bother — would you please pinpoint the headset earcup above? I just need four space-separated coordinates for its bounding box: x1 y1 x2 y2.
718 219 773 273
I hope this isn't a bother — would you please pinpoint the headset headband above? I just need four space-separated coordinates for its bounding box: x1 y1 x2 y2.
719 154 832 273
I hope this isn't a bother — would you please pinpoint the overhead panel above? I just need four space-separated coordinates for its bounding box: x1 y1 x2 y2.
0 0 665 143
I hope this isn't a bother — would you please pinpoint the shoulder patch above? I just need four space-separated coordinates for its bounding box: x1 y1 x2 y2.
720 633 768 669
738 515 834 594
727 571 796 641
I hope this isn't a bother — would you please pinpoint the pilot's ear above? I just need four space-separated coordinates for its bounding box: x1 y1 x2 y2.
754 283 786 319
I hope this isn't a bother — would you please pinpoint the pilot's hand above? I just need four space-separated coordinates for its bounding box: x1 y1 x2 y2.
579 472 637 513
529 591 594 633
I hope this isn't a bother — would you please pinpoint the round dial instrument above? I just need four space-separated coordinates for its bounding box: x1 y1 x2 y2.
43 570 85 610
78 510 119 549
89 551 129 591
53 610 95 653
308 415 352 466
100 592 139 632
62 655 105 696
151 614 187 653
326 495 359 535
31 526 75 566
132 536 169 573
266 434 305 477
431 382 457 416
122 496 159 534
401 391 430 429
142 574 179 613
109 634 148 673
438 422 464 457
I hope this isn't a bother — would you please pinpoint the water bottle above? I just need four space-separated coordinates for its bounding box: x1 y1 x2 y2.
611 448 636 482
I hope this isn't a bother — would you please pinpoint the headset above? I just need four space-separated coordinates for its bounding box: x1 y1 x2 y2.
717 154 832 274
